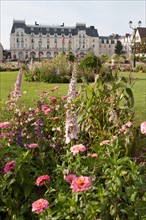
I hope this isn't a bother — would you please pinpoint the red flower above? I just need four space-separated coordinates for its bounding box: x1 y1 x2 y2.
50 97 57 103
36 175 50 186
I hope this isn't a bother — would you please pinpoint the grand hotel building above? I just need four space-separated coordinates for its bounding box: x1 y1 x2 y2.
10 19 122 60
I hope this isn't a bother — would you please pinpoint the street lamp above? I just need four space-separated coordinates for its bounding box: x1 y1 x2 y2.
129 20 142 67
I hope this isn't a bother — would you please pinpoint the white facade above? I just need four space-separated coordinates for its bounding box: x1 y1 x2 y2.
10 20 122 60
10 20 100 59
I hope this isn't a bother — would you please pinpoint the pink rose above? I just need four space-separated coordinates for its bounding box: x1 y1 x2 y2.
140 122 146 135
32 198 49 214
28 143 38 148
36 175 50 186
70 176 92 192
4 160 15 173
70 144 86 155
65 174 76 182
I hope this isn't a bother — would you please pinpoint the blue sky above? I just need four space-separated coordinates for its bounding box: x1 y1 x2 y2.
1 0 145 49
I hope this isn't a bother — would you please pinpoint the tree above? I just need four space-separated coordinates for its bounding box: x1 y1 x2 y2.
134 37 146 54
115 41 124 55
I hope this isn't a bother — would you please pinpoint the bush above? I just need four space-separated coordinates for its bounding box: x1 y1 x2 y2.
0 67 146 219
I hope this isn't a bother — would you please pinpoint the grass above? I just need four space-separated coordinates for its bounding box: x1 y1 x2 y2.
119 71 146 124
0 71 146 124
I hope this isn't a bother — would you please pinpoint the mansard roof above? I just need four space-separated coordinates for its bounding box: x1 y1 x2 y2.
11 20 99 37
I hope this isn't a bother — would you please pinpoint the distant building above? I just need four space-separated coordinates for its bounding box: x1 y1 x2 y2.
10 19 100 59
99 34 120 56
119 33 132 57
0 43 3 61
10 19 122 60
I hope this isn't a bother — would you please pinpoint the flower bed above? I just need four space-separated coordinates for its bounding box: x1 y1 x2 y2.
0 65 146 219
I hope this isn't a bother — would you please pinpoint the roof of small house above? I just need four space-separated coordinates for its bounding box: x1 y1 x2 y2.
137 27 146 39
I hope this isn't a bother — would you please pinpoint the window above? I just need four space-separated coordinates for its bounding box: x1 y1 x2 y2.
31 43 34 49
47 44 49 49
31 32 34 37
47 33 50 37
93 44 95 48
39 33 42 37
21 32 24 36
93 39 95 42
101 39 104 44
31 39 34 43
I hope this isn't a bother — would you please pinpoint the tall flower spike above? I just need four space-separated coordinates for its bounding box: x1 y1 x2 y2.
13 69 23 100
65 63 79 144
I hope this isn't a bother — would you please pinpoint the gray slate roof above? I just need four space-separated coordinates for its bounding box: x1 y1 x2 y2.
11 20 99 37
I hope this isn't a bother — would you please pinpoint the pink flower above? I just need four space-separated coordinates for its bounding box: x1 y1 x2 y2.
100 140 110 146
0 133 4 139
41 105 48 111
44 108 52 114
32 198 49 214
36 175 50 186
50 97 57 103
65 174 76 182
70 176 92 192
70 144 86 155
61 96 68 101
140 122 146 135
0 122 11 129
6 132 13 137
28 143 38 148
4 161 15 173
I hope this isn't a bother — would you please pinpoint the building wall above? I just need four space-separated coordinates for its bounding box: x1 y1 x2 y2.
10 20 122 59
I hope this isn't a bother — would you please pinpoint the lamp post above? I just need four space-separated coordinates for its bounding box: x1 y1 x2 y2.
129 20 142 67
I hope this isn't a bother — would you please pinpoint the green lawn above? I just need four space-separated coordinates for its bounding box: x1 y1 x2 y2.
0 71 146 124
119 71 146 124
